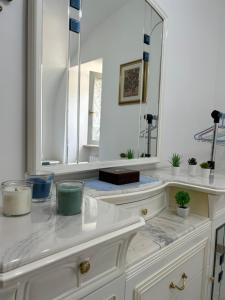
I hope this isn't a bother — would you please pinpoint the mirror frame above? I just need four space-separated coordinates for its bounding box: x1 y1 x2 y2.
27 0 168 174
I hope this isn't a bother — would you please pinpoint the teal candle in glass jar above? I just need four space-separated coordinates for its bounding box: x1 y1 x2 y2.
56 181 84 216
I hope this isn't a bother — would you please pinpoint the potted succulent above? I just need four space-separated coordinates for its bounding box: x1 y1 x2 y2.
169 153 181 176
188 157 197 176
200 162 211 177
175 191 190 218
127 149 134 159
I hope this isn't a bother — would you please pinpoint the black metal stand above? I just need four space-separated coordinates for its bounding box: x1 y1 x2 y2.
208 110 222 176
144 114 153 157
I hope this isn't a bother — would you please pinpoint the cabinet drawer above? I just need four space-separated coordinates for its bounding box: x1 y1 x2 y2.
120 192 166 220
134 246 205 300
79 276 125 300
79 240 122 286
24 240 123 300
0 287 17 300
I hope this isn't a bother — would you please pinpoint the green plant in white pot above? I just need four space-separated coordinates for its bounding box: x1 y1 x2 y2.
200 162 210 178
169 153 181 176
175 191 190 218
188 157 197 176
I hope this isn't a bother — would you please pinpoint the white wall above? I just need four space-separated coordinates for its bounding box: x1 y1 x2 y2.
155 0 221 165
0 0 224 183
42 0 68 162
0 0 26 183
214 0 225 171
78 59 102 162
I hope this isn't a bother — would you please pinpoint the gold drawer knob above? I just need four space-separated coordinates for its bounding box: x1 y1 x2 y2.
79 261 91 274
169 273 188 291
141 208 148 216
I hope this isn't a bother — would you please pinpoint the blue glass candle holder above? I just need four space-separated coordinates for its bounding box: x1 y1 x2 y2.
26 172 54 202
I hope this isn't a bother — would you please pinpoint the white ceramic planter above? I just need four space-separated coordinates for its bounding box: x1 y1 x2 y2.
188 165 197 176
177 206 190 218
171 166 180 176
201 168 210 178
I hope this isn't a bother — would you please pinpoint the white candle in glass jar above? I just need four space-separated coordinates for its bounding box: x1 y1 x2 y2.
2 182 32 217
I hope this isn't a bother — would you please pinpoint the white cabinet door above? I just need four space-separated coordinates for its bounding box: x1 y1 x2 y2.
135 270 202 300
134 246 206 300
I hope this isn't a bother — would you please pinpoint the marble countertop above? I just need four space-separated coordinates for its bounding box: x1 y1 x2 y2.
0 196 143 274
126 208 209 267
1 166 223 277
85 167 225 198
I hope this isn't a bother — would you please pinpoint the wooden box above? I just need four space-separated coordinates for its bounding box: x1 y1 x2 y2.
99 168 140 185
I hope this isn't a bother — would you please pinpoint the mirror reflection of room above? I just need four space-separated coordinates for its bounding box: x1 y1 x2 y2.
41 0 163 166
77 0 144 163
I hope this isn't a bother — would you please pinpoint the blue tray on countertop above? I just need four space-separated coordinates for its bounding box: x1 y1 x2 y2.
85 176 159 191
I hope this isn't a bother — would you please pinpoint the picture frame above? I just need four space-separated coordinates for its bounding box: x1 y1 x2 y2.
119 59 147 105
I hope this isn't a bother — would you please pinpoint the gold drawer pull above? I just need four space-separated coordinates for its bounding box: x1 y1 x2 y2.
79 261 91 274
141 208 148 216
169 273 188 291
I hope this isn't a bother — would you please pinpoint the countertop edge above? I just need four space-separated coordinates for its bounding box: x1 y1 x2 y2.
95 180 225 200
0 218 145 286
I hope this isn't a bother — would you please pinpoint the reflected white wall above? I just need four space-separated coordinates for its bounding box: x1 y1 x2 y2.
80 0 145 161
139 6 163 157
42 0 69 162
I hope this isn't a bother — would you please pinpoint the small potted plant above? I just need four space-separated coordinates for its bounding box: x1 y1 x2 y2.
175 191 190 218
169 153 181 176
127 149 134 159
120 153 127 159
200 162 211 177
188 157 197 176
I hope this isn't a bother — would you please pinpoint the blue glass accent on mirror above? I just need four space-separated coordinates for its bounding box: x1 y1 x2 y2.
143 52 149 62
70 0 80 10
144 34 150 45
69 18 80 33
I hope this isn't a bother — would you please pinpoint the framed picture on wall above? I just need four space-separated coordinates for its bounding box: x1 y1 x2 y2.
119 59 146 105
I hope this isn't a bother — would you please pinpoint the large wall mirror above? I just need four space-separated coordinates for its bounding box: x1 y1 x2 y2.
27 0 166 173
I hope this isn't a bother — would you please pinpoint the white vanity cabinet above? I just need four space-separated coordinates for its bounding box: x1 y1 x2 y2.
100 183 211 300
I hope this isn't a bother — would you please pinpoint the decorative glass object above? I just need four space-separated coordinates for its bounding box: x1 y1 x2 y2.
56 181 84 216
1 180 33 216
26 172 54 202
